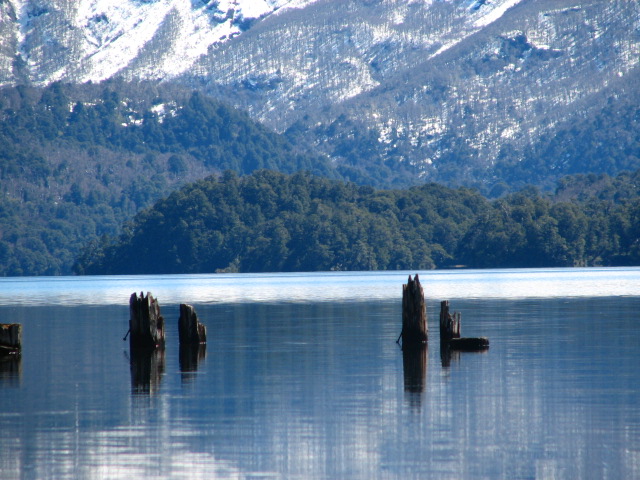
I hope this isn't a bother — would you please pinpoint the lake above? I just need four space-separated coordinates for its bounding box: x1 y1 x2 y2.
0 268 639 479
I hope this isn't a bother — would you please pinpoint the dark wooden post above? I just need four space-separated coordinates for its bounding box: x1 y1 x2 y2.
439 300 489 354
439 300 460 343
0 323 22 355
400 274 428 345
129 292 165 349
178 304 207 345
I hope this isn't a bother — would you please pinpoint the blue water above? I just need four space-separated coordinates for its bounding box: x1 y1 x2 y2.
0 268 639 479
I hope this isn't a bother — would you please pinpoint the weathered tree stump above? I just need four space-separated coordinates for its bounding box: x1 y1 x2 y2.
439 300 460 344
0 323 22 355
400 274 428 345
178 304 207 345
439 300 489 356
129 292 165 349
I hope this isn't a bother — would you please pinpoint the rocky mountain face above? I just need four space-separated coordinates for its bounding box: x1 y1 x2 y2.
1 0 640 189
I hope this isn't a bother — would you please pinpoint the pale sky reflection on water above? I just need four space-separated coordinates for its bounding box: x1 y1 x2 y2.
1 267 638 306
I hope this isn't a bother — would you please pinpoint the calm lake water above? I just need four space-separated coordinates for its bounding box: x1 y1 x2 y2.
0 268 639 479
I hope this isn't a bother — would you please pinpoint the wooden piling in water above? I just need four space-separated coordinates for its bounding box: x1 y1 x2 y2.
439 300 460 343
178 304 207 345
129 292 165 349
439 300 489 353
0 324 21 355
400 274 428 345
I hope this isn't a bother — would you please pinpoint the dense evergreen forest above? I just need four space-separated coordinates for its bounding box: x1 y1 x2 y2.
2 82 640 276
75 169 640 275
0 82 336 275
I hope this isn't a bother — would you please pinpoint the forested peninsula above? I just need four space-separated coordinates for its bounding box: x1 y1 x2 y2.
75 169 640 275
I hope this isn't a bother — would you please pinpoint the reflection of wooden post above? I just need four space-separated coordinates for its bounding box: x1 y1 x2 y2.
178 304 207 345
0 354 22 387
130 347 165 395
129 292 165 349
403 344 427 407
401 275 428 345
179 343 207 385
0 324 21 355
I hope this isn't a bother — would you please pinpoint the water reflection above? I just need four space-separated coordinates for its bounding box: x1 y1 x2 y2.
0 285 639 479
1 267 639 306
402 345 427 408
0 353 21 387
439 342 460 367
179 343 206 385
128 347 165 395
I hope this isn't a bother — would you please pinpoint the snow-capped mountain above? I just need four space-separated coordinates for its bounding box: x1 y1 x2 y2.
180 0 640 185
0 0 316 84
1 0 640 187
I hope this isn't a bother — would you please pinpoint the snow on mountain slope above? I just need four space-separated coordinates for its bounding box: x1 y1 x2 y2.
2 0 640 188
185 0 528 128
175 0 640 185
0 0 317 85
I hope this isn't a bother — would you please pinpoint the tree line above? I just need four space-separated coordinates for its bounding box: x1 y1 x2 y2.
74 169 640 275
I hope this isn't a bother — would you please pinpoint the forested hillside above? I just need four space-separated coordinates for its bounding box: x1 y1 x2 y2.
0 82 334 275
3 81 640 276
75 169 640 275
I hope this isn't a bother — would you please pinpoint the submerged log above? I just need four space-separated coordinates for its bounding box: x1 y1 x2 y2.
129 292 165 349
0 323 21 355
439 300 489 355
178 304 207 345
449 337 490 351
400 274 428 345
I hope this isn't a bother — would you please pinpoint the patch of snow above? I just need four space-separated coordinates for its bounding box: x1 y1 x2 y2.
237 0 275 19
500 124 519 139
8 0 27 56
472 0 523 28
150 102 178 123
14 0 319 84
272 0 319 16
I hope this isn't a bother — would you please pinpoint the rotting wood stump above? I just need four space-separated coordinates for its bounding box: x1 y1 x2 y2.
439 300 489 353
0 324 21 355
129 292 165 349
400 274 428 345
439 300 460 344
178 304 207 345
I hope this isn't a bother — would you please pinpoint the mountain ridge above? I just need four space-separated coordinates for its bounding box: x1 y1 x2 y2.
1 0 640 190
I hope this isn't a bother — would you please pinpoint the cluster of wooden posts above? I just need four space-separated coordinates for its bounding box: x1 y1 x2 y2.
399 274 489 352
127 292 208 394
127 291 207 349
1 277 483 396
